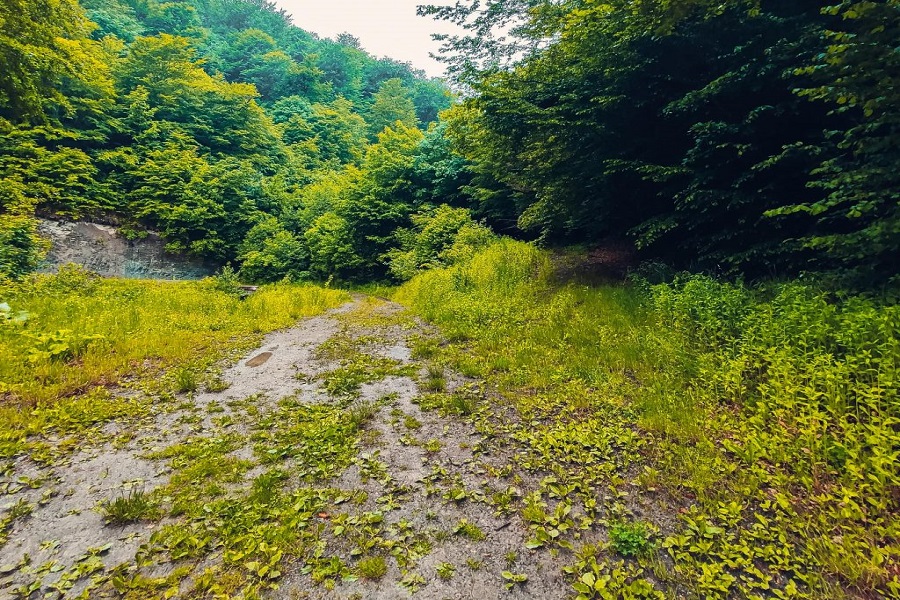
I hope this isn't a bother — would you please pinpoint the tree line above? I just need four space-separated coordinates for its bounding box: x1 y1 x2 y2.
1 0 481 282
426 0 899 286
1 0 898 288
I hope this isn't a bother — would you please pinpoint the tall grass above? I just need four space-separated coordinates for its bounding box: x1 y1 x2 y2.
395 239 900 598
0 267 348 458
0 268 348 406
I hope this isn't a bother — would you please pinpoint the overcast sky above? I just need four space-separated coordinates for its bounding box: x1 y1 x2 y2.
271 0 459 78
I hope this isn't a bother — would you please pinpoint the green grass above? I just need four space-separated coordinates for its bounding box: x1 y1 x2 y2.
99 488 160 524
395 239 900 599
357 556 388 580
0 268 349 406
0 269 348 461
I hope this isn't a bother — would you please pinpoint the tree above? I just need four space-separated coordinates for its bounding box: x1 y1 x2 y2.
238 216 308 282
306 98 368 165
81 0 145 41
0 0 110 123
145 2 202 35
341 123 424 276
366 78 419 140
304 212 361 280
778 0 900 281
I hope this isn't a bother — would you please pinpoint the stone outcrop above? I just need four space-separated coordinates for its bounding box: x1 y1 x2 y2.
38 219 213 280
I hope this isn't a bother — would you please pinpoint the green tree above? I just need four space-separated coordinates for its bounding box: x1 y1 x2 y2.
779 0 900 281
238 216 308 282
341 123 424 276
304 212 361 280
366 78 419 140
0 0 110 123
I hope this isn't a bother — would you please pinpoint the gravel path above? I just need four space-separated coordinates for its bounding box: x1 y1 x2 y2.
0 298 570 599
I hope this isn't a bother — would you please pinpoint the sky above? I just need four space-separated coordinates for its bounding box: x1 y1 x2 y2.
271 0 460 78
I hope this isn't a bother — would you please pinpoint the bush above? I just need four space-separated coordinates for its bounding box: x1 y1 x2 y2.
388 205 496 280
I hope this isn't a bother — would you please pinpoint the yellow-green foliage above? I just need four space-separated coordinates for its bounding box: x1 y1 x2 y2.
395 240 900 598
0 267 348 406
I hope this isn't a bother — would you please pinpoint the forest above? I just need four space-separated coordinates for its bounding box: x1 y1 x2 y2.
0 0 898 599
1 0 897 287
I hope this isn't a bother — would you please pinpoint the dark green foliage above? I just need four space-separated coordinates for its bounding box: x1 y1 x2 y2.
426 0 900 285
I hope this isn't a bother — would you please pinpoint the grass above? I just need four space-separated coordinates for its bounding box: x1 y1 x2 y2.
0 268 348 460
357 556 388 580
0 267 349 406
99 489 160 524
395 238 900 599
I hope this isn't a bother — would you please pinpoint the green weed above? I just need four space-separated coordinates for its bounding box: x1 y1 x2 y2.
99 489 160 524
609 520 654 558
173 367 198 393
452 519 485 541
395 239 900 598
357 556 387 580
436 561 455 580
0 275 348 407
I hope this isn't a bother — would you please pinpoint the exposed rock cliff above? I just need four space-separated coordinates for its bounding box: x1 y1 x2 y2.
38 220 213 279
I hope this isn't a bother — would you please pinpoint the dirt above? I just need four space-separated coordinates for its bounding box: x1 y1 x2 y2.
0 298 572 599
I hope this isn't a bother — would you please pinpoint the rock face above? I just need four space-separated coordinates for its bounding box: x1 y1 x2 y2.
38 219 213 279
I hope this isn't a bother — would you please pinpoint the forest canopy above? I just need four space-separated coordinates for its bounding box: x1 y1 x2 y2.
1 0 898 288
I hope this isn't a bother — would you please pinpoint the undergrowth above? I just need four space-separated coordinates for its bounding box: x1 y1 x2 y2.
395 239 900 599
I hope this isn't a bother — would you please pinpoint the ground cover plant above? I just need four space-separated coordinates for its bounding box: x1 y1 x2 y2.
0 265 348 459
395 239 900 598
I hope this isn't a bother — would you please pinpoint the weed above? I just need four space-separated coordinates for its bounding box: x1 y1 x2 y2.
452 519 485 541
423 439 442 453
99 489 160 524
394 240 900 597
410 337 439 360
174 367 198 393
432 528 451 542
447 391 476 416
357 556 387 580
320 352 414 398
0 276 347 409
205 377 230 393
348 401 378 431
403 414 422 430
609 520 655 558
0 499 34 544
436 562 455 580
423 363 446 392
424 375 446 392
466 558 483 571
399 572 426 592
505 551 518 565
501 571 528 589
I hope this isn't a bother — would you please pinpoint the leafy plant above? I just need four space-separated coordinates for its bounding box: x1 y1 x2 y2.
452 519 485 541
436 561 455 580
609 520 654 558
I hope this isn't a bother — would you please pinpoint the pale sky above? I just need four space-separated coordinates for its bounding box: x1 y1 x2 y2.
272 0 459 79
